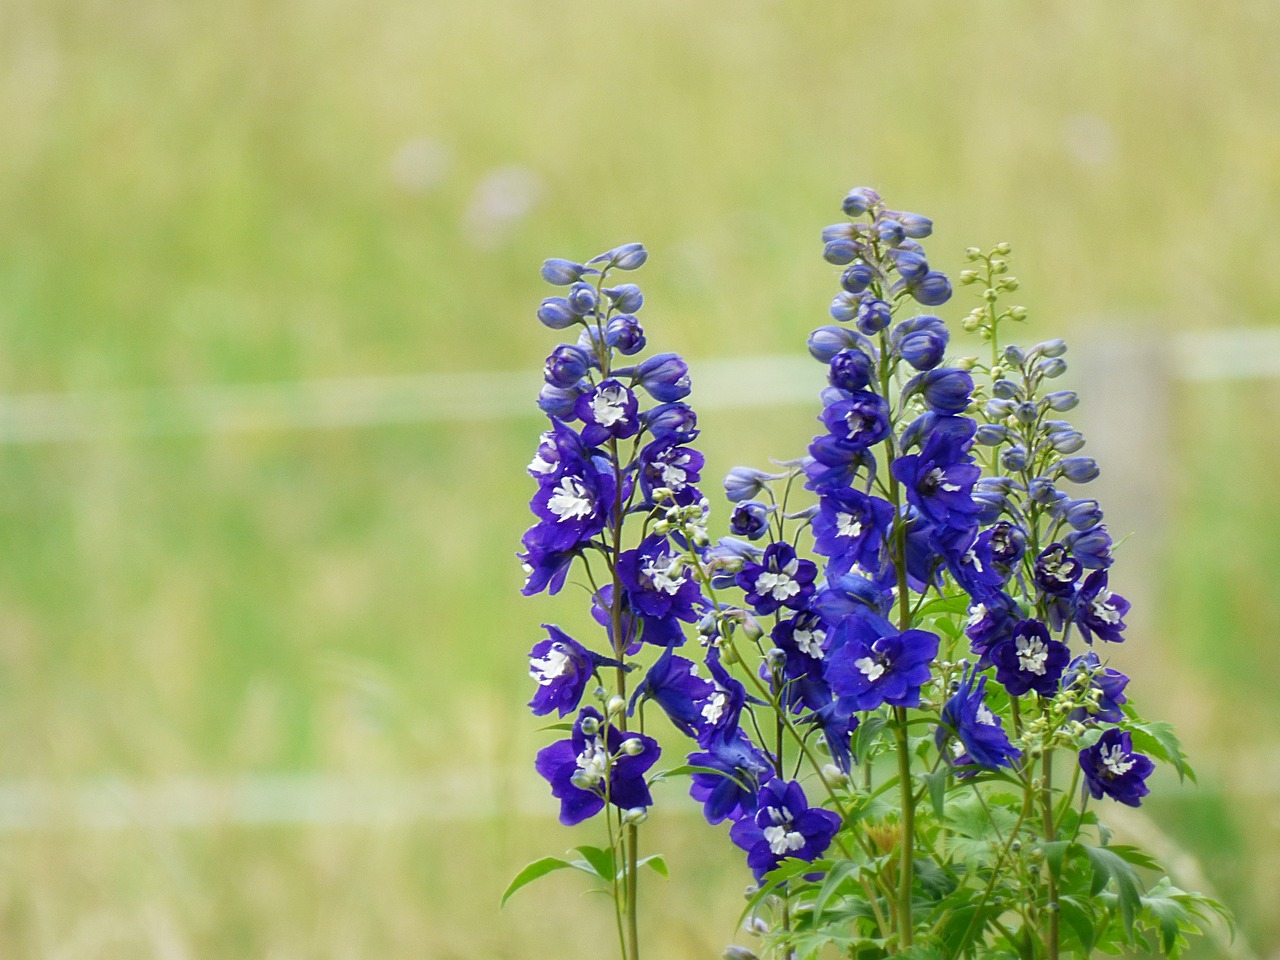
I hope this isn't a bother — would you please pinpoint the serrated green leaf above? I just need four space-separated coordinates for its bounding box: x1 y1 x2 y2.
921 768 949 820
811 859 863 923
1058 895 1097 954
1124 718 1197 784
500 857 574 907
1080 842 1143 932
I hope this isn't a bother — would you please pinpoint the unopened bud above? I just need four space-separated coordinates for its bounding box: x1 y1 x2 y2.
579 716 600 736
621 737 645 756
607 695 626 716
622 806 648 824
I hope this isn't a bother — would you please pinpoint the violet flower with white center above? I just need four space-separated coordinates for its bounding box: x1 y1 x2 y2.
528 625 626 717
767 613 833 713
964 591 1019 664
535 707 661 826
817 390 891 451
824 612 939 711
891 428 982 530
574 378 640 447
989 618 1070 697
687 733 773 825
1033 542 1082 597
936 666 1020 773
811 487 894 578
1079 728 1154 807
695 647 751 748
728 778 841 881
735 542 818 615
638 437 704 506
1064 651 1130 723
615 535 702 644
628 647 715 738
1074 570 1129 644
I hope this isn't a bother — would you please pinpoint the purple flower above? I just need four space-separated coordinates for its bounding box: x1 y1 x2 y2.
628 647 715 737
1065 524 1114 570
517 529 579 597
1033 543 1082 597
630 352 692 403
1074 570 1129 644
616 535 702 642
540 258 586 286
687 734 773 825
964 592 1018 664
642 402 698 443
1064 651 1129 723
934 523 1005 597
574 379 639 446
695 648 751 748
606 314 647 355
808 325 861 362
891 430 981 529
891 315 949 371
818 391 891 450
828 348 874 393
768 613 833 713
535 707 660 825
528 625 625 717
728 778 841 881
811 488 894 578
824 613 939 711
906 271 953 306
526 454 617 554
936 666 1020 772
736 542 818 615
989 619 1070 697
856 298 892 335
543 344 593 387
729 500 772 540
1079 728 1154 807
639 438 704 505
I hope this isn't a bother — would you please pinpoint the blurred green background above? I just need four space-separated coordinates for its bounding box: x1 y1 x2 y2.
1 0 1278 956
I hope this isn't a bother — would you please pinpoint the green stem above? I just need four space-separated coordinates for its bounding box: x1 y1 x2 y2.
892 706 915 950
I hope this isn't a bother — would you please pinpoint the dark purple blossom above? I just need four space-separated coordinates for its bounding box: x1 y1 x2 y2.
638 438 704 505
616 535 702 643
574 378 639 446
729 778 841 881
1074 570 1129 644
544 345 593 388
695 648 751 747
1079 728 1154 807
1065 524 1114 570
936 666 1020 772
736 542 818 615
989 619 1070 697
811 488 894 578
1033 543 1082 597
818 391 891 450
605 314 646 355
825 613 939 711
729 500 772 540
891 430 981 529
828 348 875 393
628 647 715 737
535 707 660 826
630 352 692 403
768 613 832 712
964 592 1019 664
528 625 625 717
687 734 773 825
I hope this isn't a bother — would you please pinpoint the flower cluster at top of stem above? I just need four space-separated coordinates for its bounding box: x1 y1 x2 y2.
514 192 1213 960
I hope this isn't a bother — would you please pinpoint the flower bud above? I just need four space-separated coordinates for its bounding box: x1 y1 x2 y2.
543 344 592 387
738 614 765 641
1028 478 1063 504
1037 357 1067 379
991 379 1021 400
622 806 648 824
829 291 862 322
607 695 626 716
724 466 784 502
1045 390 1079 412
567 282 597 316
892 249 929 283
605 314 646 355
823 239 859 265
898 212 933 238
1035 338 1068 358
856 298 891 335
729 500 771 540
984 398 1015 418
1062 498 1103 531
642 402 697 441
1001 445 1028 472
893 315 949 371
822 222 856 242
1014 401 1039 424
975 423 1008 445
828 348 875 392
910 367 973 415
1049 429 1085 454
570 770 598 790
1002 344 1026 366
537 382 582 417
1008 305 1028 321
841 187 880 216
1057 456 1099 484
840 262 875 294
602 283 644 313
541 258 585 285
621 737 646 756
537 297 578 330
589 242 647 270
910 271 952 306
579 715 600 735
633 353 691 402
994 241 1012 255
766 647 787 670
876 218 905 245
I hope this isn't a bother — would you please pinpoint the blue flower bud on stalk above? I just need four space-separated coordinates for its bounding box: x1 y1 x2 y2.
1029 477 1063 504
840 263 875 294
1049 429 1085 454
892 315 949 371
642 402 698 441
828 348 874 392
541 258 585 285
629 353 691 402
537 297 578 329
856 298 891 335
544 344 592 387
537 382 582 417
1045 390 1079 411
603 283 644 313
567 282 598 316
876 219 905 245
909 271 953 306
822 222 856 242
1060 498 1104 531
1002 344 1026 366
1058 456 1100 484
1037 357 1067 378
729 500 771 540
605 314 646 354
892 250 929 283
975 424 1008 445
1001 445 1028 472
1034 338 1068 358
808 325 860 361
830 292 861 322
842 187 880 216
991 379 1021 399
724 466 786 502
824 239 859 265
588 242 648 270
1014 401 1039 424
985 398 1015 418
898 212 933 238
909 367 974 415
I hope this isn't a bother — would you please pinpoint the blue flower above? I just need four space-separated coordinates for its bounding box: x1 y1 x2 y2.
1074 570 1129 644
537 296 579 330
642 402 699 443
828 348 875 393
639 438 704 506
907 368 973 415
616 535 702 642
936 666 1020 772
517 528 579 597
729 778 841 881
842 186 880 216
736 542 818 615
602 283 644 313
628 647 715 737
891 430 981 529
543 344 593 388
907 271 952 306
1079 728 1154 807
840 263 876 294
696 647 751 748
630 352 692 403
528 625 625 717
1065 524 1113 570
1033 543 1082 597
808 325 861 362
1064 651 1129 723
526 458 617 554
825 613 939 711
768 612 833 713
964 592 1018 664
934 523 1006 597
989 619 1070 697
856 298 892 335
605 314 647 354
535 707 661 826
729 500 772 540
574 378 640 446
588 242 648 270
687 734 773 825
818 391 891 451
811 488 894 578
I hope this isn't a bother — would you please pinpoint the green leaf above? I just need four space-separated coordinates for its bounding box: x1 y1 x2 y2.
500 857 574 907
1058 895 1097 954
914 593 971 619
810 859 863 922
1123 718 1197 784
921 768 949 820
572 844 614 881
1080 843 1144 932
853 714 889 764
635 854 668 878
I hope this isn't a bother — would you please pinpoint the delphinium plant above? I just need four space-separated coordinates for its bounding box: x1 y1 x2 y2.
506 190 1230 960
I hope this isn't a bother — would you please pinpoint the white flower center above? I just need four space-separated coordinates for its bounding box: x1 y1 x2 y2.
529 645 571 685
1091 590 1120 624
755 571 800 602
966 604 988 629
964 548 984 573
1015 636 1050 675
927 466 962 493
1042 555 1072 581
528 453 556 475
794 627 825 660
844 410 873 439
641 555 685 595
1101 743 1136 777
658 462 688 488
976 704 998 726
836 513 863 539
575 737 609 787
701 690 727 724
763 825 807 856
589 385 629 427
547 476 593 521
855 656 885 682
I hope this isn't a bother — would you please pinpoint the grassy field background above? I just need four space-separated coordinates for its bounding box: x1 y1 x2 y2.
1 0 1279 956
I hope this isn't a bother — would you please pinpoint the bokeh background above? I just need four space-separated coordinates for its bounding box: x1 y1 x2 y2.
1 0 1278 956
